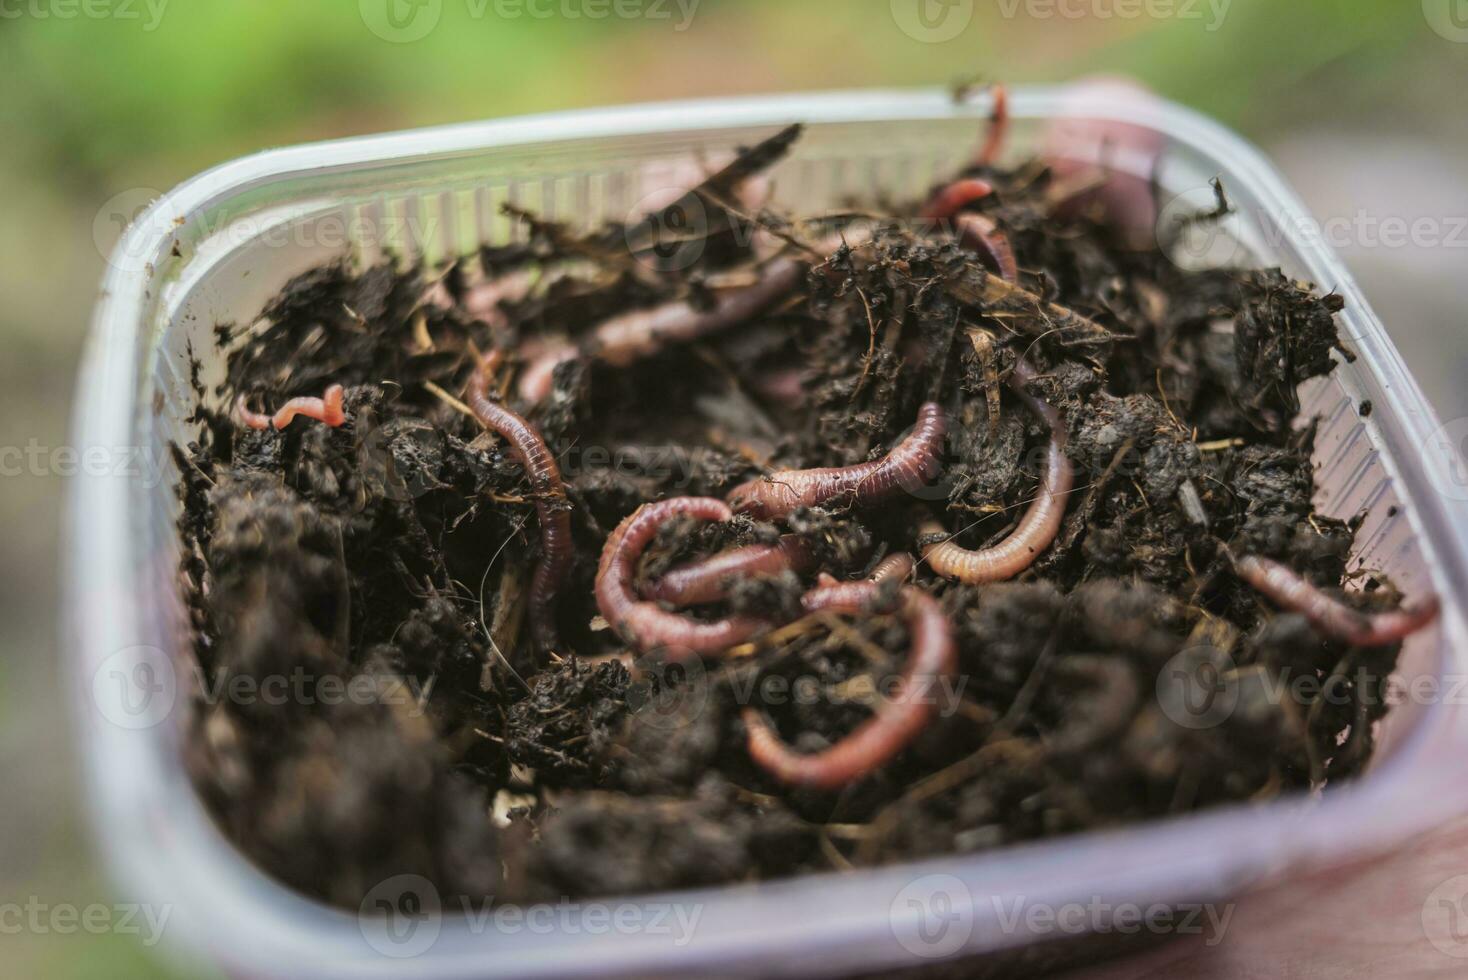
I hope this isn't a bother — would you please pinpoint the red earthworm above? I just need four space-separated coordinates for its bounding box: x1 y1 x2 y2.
727 403 948 520
922 178 996 223
464 354 572 654
813 552 916 598
919 179 1017 283
462 266 540 327
742 582 957 790
235 384 347 431
1043 77 1163 251
643 536 815 607
922 359 1073 583
977 83 1010 168
596 498 773 661
517 257 807 402
956 212 1019 284
1233 554 1441 647
517 229 874 403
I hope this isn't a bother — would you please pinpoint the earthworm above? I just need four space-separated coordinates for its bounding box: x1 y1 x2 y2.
1233 554 1441 647
869 552 916 586
236 384 346 431
742 582 957 790
517 257 807 402
922 178 995 223
1044 655 1140 756
643 535 815 607
812 553 916 601
956 212 1019 284
1043 78 1162 251
517 229 873 403
749 365 808 410
922 359 1073 583
977 83 1010 167
726 403 948 520
461 266 540 327
464 355 572 654
595 497 772 661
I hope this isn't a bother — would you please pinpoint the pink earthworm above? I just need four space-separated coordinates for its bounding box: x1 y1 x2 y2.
919 181 1018 283
922 178 996 223
742 582 957 790
956 212 1019 284
236 384 347 431
749 365 809 410
595 498 773 661
814 553 916 593
869 552 917 586
445 162 774 326
464 354 572 654
922 359 1073 583
517 229 873 403
517 257 806 402
726 403 948 520
1234 555 1441 647
461 266 541 328
1043 77 1163 251
643 536 816 607
977 83 1010 168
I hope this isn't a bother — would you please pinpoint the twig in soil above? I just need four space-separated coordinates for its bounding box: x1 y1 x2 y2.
236 383 346 431
967 327 1004 436
942 267 1112 347
922 358 1073 582
478 514 532 691
464 352 573 655
422 380 477 420
727 402 947 519
742 582 957 791
1232 554 1440 647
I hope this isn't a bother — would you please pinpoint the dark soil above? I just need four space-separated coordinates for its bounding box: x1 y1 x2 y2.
175 123 1411 915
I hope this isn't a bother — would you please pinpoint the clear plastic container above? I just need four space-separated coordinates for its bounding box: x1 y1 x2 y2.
66 87 1468 978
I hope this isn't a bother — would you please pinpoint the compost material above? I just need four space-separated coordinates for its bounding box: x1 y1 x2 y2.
176 109 1434 912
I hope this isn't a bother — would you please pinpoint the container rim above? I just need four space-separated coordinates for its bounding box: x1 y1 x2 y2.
65 86 1468 979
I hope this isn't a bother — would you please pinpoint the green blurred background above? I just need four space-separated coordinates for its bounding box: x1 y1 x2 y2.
3 1 1466 975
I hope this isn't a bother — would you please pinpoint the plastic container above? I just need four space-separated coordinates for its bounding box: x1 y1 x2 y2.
66 87 1468 978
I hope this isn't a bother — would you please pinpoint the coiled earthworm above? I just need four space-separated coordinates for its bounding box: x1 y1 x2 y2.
742 582 957 790
643 535 815 607
464 355 573 654
236 384 346 431
922 359 1073 583
596 497 773 661
517 229 873 403
1233 554 1441 647
726 403 948 520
